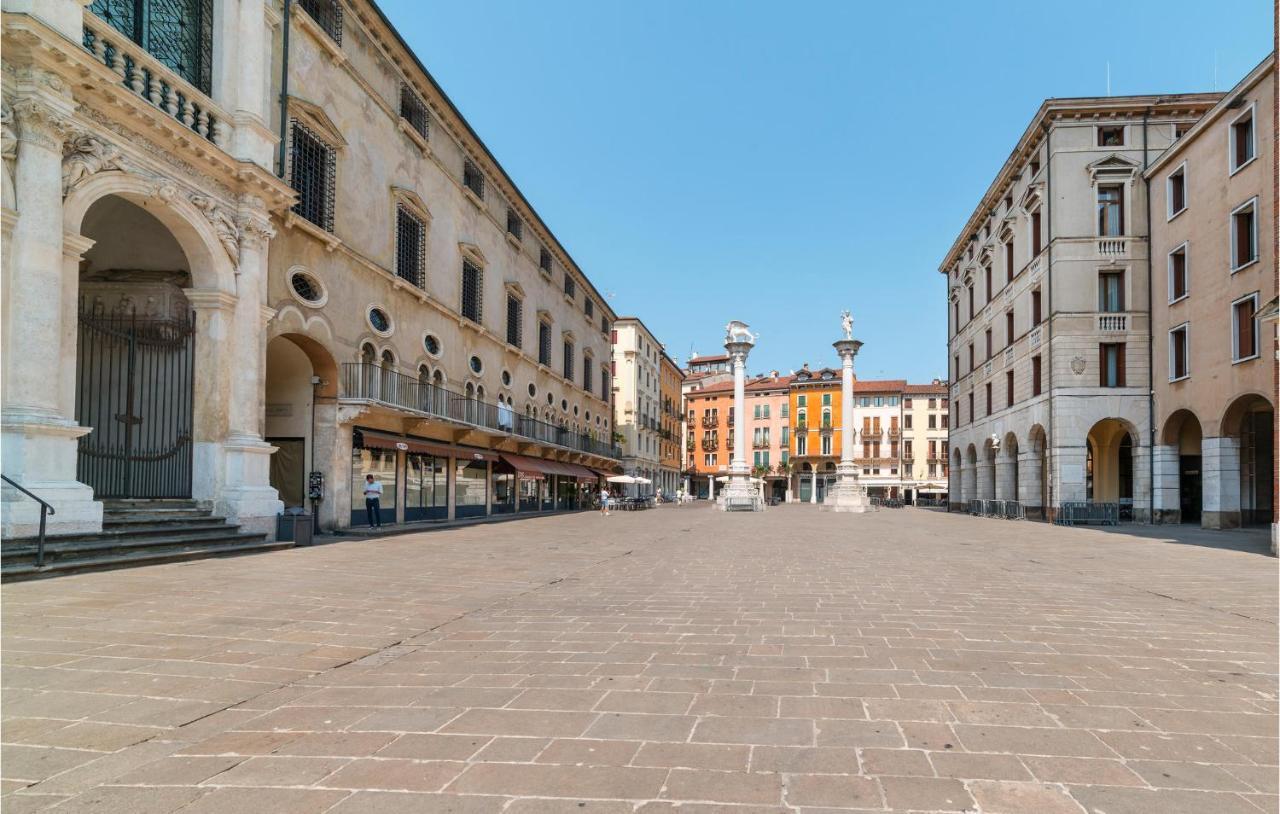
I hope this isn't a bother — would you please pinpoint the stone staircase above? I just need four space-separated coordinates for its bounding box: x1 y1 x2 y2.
2 499 292 581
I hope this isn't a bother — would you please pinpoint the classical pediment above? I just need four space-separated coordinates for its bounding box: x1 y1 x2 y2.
1086 153 1140 182
286 96 347 148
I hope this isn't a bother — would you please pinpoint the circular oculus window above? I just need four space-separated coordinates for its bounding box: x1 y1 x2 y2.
368 307 392 335
423 333 442 357
469 355 483 375
288 268 326 306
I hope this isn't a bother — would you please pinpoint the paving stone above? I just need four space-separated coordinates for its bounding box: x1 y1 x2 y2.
1 507 1274 810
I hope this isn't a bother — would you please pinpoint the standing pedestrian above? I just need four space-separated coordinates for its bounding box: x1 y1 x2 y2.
363 474 383 528
599 485 610 516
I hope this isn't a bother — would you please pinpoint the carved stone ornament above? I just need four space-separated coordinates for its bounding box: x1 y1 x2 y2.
1 102 16 164
1070 355 1086 375
237 215 276 249
11 97 72 150
62 133 127 194
190 194 241 268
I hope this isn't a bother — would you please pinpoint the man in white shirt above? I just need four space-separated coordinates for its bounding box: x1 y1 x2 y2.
363 474 383 528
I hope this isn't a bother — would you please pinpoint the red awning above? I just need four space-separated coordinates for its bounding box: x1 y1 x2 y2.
499 453 553 480
560 462 600 480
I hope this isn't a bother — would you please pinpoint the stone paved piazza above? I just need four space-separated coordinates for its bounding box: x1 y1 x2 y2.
2 506 1276 813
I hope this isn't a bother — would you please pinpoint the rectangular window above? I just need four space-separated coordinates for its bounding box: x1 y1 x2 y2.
1098 271 1125 312
1004 239 1015 283
299 0 342 43
288 119 336 232
780 403 788 418
954 354 960 380
538 321 552 366
821 436 832 456
1006 370 1014 408
904 414 913 429
539 248 552 275
822 393 832 406
928 414 936 429
1097 184 1124 236
563 273 576 300
562 341 574 381
968 343 974 371
1097 125 1125 146
1032 354 1042 396
984 264 992 301
396 84 428 140
601 369 609 401
1031 289 1042 326
583 355 592 393
1232 294 1259 362
1231 198 1258 270
505 294 522 347
763 404 770 418
1230 105 1255 172
1167 164 1186 218
585 299 594 318
1005 310 1015 346
506 208 522 240
394 204 426 287
967 284 975 320
1168 244 1188 301
460 260 483 323
1030 157 1040 176
985 328 993 359
1169 323 1189 380
967 392 973 423
1099 343 1125 387
985 382 992 416
797 395 806 407
1031 210 1043 256
796 435 807 456
463 159 484 199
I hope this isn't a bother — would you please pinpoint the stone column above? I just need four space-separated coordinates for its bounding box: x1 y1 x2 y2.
1202 436 1241 529
719 325 756 510
215 213 283 535
1017 451 1043 518
1151 445 1180 524
962 463 977 505
822 337 868 512
1131 443 1152 523
1053 446 1088 505
0 91 103 537
976 458 994 500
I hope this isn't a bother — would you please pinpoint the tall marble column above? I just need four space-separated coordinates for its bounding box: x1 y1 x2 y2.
822 313 868 513
718 322 758 510
0 89 103 537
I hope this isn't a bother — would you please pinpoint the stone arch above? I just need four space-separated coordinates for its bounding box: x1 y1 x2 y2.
979 437 997 500
265 333 339 512
997 432 1019 502
1158 409 1203 525
1216 393 1274 527
1085 417 1139 505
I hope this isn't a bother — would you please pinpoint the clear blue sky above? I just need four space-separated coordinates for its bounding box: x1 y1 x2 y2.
379 0 1272 382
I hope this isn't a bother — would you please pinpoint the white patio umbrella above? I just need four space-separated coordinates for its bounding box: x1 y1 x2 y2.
606 475 638 484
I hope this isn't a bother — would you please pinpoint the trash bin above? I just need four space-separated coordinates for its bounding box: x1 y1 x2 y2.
277 509 315 546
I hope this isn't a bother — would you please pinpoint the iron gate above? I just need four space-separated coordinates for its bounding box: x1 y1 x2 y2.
76 307 195 499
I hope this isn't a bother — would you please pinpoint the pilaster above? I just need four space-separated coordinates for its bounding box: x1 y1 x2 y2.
1201 436 1241 529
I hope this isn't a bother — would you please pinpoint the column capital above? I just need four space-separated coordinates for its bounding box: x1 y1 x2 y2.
832 338 863 362
10 95 73 151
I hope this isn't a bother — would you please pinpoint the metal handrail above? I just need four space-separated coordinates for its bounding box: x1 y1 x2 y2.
340 363 621 459
1 475 55 567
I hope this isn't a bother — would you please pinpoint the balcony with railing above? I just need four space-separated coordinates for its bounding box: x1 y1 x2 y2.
887 427 901 439
82 7 229 148
700 439 718 452
341 363 620 459
861 427 882 439
1097 313 1129 332
701 415 718 429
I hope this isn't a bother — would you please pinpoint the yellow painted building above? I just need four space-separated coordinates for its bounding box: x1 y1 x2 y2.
788 366 843 501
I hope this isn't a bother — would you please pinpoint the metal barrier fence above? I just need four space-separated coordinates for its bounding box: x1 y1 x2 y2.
1055 502 1119 526
914 497 946 508
966 499 1025 520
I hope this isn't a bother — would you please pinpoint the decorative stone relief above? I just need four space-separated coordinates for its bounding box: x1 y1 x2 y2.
1070 356 1086 375
62 133 127 194
190 194 241 268
11 97 72 150
1 101 15 207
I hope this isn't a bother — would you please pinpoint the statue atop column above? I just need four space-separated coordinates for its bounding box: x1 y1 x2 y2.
840 310 853 341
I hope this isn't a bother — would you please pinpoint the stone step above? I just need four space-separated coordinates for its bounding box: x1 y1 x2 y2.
1 539 293 581
2 529 272 563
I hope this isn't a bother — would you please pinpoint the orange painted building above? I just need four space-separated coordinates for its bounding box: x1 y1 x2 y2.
684 380 734 497
788 366 844 501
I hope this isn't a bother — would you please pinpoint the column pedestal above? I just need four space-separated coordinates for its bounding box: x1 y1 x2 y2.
820 461 870 512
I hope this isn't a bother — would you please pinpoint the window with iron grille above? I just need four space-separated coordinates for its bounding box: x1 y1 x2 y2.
563 274 576 299
584 299 594 318
463 159 484 199
583 356 593 393
395 204 425 287
563 340 575 380
90 0 214 94
601 316 609 335
400 84 428 139
461 260 483 323
289 119 336 232
298 0 342 44
506 209 522 240
506 294 522 348
539 248 552 275
538 321 552 366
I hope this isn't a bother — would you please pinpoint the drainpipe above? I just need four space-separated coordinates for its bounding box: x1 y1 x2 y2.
277 0 292 178
1142 109 1155 524
1041 121 1054 519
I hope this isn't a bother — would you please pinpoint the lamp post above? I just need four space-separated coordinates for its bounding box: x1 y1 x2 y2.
822 311 870 513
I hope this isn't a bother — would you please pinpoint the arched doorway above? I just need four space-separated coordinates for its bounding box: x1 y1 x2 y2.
265 333 338 512
964 445 978 504
1160 410 1202 524
1026 425 1048 519
999 433 1019 502
1221 394 1275 527
75 195 195 499
1086 418 1135 514
951 448 964 506
799 461 814 502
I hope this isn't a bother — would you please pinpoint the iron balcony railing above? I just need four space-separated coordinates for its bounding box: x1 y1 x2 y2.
340 363 621 460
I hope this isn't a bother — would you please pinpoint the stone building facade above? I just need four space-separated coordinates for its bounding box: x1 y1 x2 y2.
1146 54 1276 530
658 351 682 497
901 382 950 503
942 93 1220 521
1 0 622 538
610 317 663 494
